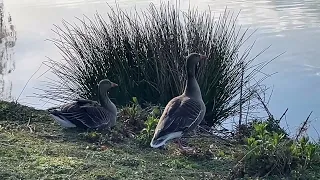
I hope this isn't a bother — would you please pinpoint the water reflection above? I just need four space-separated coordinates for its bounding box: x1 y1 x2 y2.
0 1 17 101
268 0 320 30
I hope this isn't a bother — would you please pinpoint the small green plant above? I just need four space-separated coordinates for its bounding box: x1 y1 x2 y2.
118 96 161 146
217 150 226 157
119 97 147 133
136 107 160 147
243 122 289 176
237 117 288 141
290 136 319 167
81 131 102 143
237 121 320 178
123 97 140 118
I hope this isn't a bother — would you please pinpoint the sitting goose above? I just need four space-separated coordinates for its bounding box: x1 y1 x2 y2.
47 79 118 129
150 53 207 151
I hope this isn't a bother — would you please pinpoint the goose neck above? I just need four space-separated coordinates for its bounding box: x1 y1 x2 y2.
98 87 111 108
184 76 201 99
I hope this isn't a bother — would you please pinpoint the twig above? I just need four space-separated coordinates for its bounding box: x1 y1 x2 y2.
311 124 320 141
245 92 251 125
295 111 313 141
238 62 244 135
266 85 274 105
283 114 291 135
16 63 43 103
255 89 273 119
279 108 288 121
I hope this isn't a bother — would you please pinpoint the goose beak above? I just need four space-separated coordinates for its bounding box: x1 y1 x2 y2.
111 82 118 87
199 54 207 60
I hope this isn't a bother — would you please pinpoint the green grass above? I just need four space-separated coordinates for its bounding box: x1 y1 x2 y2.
1 101 319 180
0 101 236 180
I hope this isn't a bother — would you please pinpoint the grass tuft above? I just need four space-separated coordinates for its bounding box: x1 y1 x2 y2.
36 2 272 126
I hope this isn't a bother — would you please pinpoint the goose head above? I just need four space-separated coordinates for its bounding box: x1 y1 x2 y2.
186 53 207 77
98 79 118 96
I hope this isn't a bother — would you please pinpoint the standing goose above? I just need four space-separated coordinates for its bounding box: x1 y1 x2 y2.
150 53 207 151
48 79 118 129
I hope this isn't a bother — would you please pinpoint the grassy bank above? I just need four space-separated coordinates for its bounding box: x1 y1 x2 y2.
0 101 319 180
0 101 238 179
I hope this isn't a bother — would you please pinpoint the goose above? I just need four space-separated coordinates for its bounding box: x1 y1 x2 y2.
150 53 207 151
47 79 118 129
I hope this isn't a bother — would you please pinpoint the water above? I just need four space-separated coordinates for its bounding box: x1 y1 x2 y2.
2 0 320 139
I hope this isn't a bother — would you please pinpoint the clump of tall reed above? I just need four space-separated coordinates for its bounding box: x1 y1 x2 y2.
37 2 272 126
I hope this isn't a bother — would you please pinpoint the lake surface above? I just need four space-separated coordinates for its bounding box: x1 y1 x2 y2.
1 0 320 139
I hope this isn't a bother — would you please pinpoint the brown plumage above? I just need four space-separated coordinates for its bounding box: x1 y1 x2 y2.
47 79 118 129
150 53 207 150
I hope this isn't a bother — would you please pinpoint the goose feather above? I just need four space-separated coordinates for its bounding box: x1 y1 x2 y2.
150 53 207 148
48 79 118 129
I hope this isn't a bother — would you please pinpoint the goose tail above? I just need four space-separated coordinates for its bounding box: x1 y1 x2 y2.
47 106 76 128
49 114 77 128
150 131 183 148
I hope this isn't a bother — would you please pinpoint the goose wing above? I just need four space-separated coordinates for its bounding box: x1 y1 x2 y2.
72 99 99 106
49 100 112 128
154 96 202 139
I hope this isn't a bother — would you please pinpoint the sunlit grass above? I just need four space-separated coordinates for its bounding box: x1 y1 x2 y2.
0 100 235 179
